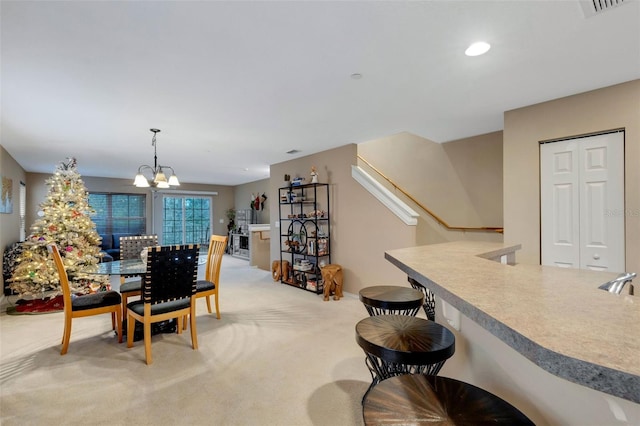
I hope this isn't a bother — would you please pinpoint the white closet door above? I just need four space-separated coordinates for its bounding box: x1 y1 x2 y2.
578 133 625 271
541 132 625 272
541 140 580 268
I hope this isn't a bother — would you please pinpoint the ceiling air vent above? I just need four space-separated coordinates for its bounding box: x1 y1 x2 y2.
286 149 300 155
580 0 629 17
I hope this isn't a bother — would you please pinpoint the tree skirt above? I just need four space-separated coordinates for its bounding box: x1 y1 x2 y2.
6 295 64 315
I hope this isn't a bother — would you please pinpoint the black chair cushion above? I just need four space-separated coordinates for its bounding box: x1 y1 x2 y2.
196 280 216 292
127 298 191 316
72 290 121 311
120 280 142 294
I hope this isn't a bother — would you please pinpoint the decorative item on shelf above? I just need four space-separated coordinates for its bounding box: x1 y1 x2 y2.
260 193 268 210
307 239 316 256
284 174 291 187
133 129 180 188
284 239 301 253
317 238 328 256
310 166 318 184
291 177 305 186
293 259 313 271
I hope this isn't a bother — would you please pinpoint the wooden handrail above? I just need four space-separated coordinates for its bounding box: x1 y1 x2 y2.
357 155 503 233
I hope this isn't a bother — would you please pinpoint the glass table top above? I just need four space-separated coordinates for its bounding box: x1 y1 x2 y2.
84 257 206 276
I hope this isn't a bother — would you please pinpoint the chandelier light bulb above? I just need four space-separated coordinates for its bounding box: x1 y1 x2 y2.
167 174 180 186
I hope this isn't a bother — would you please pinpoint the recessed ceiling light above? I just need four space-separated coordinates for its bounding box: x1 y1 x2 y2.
465 41 491 57
351 73 363 80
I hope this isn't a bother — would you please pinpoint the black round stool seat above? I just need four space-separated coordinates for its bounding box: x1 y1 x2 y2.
356 315 455 396
359 285 424 316
363 374 534 425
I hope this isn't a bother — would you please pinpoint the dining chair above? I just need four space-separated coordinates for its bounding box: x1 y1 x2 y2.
118 235 158 319
196 234 228 319
126 244 199 365
48 244 123 355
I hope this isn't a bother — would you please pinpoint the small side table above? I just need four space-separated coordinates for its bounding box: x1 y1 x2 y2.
355 315 455 396
363 374 534 425
359 285 424 316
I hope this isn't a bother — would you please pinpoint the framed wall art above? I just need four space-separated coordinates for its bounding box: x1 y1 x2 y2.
1 176 13 214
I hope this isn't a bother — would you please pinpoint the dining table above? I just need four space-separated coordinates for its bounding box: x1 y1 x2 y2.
88 258 151 277
82 257 206 340
85 257 207 281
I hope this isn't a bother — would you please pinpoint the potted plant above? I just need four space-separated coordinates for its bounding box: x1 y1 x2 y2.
226 208 236 233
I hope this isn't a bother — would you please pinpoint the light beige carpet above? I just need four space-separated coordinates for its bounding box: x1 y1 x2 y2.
0 256 373 425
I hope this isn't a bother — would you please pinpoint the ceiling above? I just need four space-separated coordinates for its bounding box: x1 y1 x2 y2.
2 1 639 186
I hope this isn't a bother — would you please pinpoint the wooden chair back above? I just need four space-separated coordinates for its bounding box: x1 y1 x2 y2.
48 244 73 317
205 235 228 286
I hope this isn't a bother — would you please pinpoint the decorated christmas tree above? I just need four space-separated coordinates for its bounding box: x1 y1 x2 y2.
9 158 108 298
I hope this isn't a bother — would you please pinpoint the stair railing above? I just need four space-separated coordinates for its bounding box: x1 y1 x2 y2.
357 155 503 234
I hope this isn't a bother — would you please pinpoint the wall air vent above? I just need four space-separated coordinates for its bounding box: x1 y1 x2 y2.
580 0 629 17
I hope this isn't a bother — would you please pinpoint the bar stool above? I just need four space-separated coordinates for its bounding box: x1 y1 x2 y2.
355 315 455 397
363 374 534 425
359 285 424 316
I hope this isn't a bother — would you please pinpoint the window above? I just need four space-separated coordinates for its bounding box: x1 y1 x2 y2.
88 193 146 235
162 196 211 245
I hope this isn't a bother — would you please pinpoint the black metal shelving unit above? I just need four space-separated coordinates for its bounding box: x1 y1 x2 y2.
278 183 331 294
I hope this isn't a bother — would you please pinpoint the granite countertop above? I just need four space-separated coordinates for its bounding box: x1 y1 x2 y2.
385 241 640 403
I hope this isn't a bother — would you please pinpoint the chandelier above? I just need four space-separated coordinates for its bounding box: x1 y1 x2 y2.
133 128 180 188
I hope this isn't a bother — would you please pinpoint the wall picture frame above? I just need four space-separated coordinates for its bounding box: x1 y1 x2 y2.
1 176 13 214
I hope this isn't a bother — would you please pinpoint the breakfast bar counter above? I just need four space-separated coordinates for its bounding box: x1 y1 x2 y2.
384 241 640 406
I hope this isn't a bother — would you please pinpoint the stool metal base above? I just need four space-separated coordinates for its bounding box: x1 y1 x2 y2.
363 352 446 400
408 277 436 321
364 305 421 316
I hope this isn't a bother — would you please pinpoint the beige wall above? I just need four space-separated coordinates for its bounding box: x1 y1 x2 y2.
0 145 27 289
234 178 270 225
270 144 416 294
442 131 504 225
504 79 640 272
358 131 504 246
